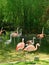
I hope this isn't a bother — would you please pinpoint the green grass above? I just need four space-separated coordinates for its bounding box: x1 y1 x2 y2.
0 32 49 65
0 60 49 65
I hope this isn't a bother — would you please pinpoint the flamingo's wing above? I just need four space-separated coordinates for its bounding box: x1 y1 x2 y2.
11 33 18 37
16 42 25 51
24 45 35 52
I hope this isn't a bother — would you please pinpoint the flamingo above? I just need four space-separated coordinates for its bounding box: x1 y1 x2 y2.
37 27 44 39
5 34 12 44
26 37 36 46
17 28 22 37
11 27 22 37
24 43 40 52
0 27 3 35
37 27 45 44
16 38 25 51
11 27 19 37
11 27 22 43
0 27 6 35
11 27 22 45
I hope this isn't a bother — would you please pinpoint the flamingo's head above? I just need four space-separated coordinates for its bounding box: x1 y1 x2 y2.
22 38 24 42
26 43 28 46
36 43 40 46
33 37 36 40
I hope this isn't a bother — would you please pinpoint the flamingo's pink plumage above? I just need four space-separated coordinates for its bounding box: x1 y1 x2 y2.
16 38 25 51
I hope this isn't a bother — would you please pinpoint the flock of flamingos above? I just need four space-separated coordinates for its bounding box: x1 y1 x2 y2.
0 27 45 52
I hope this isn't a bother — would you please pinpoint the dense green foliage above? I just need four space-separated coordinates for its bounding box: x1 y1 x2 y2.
0 0 49 34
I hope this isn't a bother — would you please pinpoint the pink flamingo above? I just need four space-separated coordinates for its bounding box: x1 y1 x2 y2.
0 30 2 35
11 27 22 45
11 27 22 37
11 27 19 37
16 38 25 51
24 43 40 52
37 27 45 44
26 40 32 46
26 37 36 46
0 27 6 35
37 27 44 39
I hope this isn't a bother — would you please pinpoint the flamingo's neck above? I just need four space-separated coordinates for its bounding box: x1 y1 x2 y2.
1 27 3 30
22 38 24 42
17 27 19 34
0 27 3 32
20 30 22 35
34 44 38 51
42 27 44 34
18 30 22 36
17 30 18 34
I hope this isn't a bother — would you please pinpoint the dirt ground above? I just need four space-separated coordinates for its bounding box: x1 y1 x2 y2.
0 49 49 63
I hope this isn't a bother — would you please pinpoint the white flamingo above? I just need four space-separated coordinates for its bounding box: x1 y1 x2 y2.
16 38 25 51
17 28 22 37
5 34 12 44
32 37 36 44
